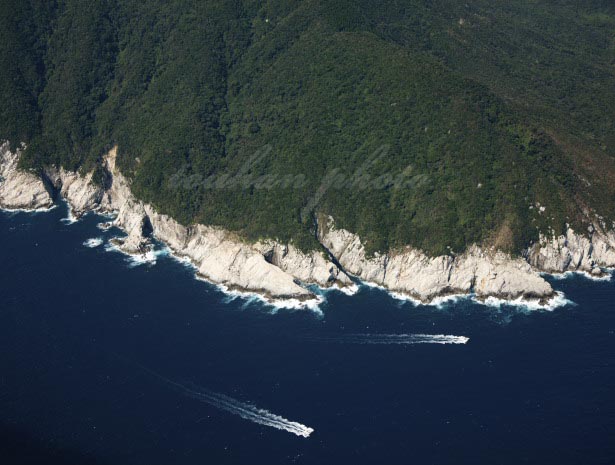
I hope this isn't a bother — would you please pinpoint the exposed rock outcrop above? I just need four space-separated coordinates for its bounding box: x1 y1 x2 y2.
254 240 353 287
2 141 613 307
317 215 554 302
44 167 104 218
527 227 615 276
0 142 53 210
6 146 345 301
100 151 346 298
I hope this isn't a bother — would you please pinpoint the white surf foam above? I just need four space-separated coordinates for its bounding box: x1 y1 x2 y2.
368 283 468 309
545 270 613 282
0 204 57 214
98 210 118 220
390 290 476 309
369 281 573 312
83 237 103 248
322 283 360 296
479 290 573 311
213 283 325 315
389 291 423 306
306 333 469 345
103 238 169 267
126 247 169 268
428 294 471 308
170 254 199 271
96 221 114 231
60 208 77 224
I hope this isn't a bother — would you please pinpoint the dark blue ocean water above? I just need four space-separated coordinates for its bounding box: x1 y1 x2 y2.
1 204 614 465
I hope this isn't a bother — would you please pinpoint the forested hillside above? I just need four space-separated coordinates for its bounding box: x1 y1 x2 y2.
1 0 614 255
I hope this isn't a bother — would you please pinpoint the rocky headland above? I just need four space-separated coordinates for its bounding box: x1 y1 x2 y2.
2 141 614 308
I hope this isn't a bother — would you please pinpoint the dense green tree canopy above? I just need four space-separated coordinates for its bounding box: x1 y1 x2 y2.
2 0 614 255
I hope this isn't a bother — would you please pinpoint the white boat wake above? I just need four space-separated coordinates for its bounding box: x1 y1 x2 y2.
304 333 469 345
183 384 314 438
136 364 314 438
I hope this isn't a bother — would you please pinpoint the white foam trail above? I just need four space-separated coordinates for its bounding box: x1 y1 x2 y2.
136 366 313 438
305 333 469 345
185 386 314 438
479 290 573 311
83 237 103 248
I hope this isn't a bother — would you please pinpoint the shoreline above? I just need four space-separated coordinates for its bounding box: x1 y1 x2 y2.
93 215 329 312
541 269 613 283
0 204 597 312
2 142 615 311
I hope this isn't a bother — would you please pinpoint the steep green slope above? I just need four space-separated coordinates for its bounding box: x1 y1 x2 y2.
2 0 614 255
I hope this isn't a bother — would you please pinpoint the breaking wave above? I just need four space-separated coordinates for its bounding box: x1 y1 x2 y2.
303 333 469 345
83 237 103 248
125 248 169 268
0 204 57 214
479 291 573 311
103 238 169 268
546 270 613 282
96 221 113 231
389 286 573 312
215 283 324 316
317 283 360 297
60 207 77 225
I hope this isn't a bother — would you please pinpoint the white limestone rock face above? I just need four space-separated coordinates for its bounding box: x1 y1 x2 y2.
527 227 615 275
7 141 614 306
0 142 53 210
318 216 554 302
143 206 190 251
101 149 311 299
254 241 352 287
467 249 553 300
143 218 312 299
319 224 388 283
183 226 311 298
44 166 105 217
591 229 615 269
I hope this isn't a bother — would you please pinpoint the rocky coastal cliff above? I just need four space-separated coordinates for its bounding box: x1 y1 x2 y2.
317 215 554 302
0 142 54 210
2 142 614 307
0 143 349 303
527 227 615 276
